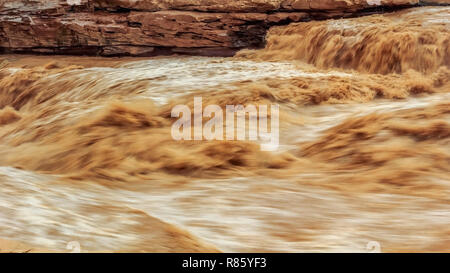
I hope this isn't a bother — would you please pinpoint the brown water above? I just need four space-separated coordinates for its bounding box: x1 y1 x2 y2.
0 6 449 252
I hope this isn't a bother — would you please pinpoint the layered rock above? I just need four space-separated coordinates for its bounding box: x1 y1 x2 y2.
0 8 308 56
92 0 420 12
0 0 440 56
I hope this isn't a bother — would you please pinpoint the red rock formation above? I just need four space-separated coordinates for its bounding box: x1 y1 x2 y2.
0 0 441 56
91 0 420 12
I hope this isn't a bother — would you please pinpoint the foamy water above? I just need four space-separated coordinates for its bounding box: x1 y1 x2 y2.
0 6 449 253
0 90 448 252
35 57 351 104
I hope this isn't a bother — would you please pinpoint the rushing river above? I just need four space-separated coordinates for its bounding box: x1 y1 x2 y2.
0 6 449 252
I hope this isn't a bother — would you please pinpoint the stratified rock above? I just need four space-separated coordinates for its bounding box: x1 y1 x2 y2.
283 0 419 10
93 0 283 12
0 8 309 56
92 0 422 12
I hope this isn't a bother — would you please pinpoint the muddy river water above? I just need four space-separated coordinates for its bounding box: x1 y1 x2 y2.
0 6 448 252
